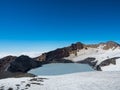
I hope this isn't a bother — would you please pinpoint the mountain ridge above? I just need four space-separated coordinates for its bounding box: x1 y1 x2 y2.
0 41 120 73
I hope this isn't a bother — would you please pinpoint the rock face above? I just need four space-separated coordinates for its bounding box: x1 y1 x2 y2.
35 42 84 62
100 41 120 50
0 56 17 72
99 57 120 67
77 57 97 67
7 55 42 73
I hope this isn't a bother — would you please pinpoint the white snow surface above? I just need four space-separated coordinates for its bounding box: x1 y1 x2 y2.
64 46 120 64
0 71 120 90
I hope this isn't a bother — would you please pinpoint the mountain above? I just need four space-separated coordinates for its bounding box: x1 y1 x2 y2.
0 41 120 73
35 41 120 71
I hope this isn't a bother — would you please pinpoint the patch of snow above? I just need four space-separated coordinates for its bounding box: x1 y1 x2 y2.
0 77 31 90
64 46 120 64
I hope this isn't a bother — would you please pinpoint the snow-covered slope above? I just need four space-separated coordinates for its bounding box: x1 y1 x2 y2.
0 71 120 90
64 46 120 65
63 42 120 71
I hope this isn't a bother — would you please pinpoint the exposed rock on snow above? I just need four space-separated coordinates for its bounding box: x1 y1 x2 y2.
64 42 120 70
101 58 120 71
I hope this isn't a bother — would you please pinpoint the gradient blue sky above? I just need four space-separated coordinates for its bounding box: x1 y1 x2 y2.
0 0 120 56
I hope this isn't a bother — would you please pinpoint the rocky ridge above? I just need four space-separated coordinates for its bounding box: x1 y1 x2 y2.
0 41 120 73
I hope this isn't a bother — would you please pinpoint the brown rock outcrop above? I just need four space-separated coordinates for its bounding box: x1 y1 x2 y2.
35 42 84 61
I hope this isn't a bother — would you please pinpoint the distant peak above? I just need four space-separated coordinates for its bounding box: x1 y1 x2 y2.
99 41 120 50
106 41 119 45
1 55 16 60
71 42 84 45
99 41 119 45
84 41 120 50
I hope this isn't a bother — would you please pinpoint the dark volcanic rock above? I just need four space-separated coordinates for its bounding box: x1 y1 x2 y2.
77 57 97 67
96 65 102 71
50 59 74 63
99 57 120 67
7 55 42 73
93 57 120 71
0 56 17 72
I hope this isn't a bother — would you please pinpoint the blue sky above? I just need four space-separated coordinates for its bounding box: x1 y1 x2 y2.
0 0 120 56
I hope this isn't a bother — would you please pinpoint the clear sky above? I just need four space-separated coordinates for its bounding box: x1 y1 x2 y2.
0 0 120 57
